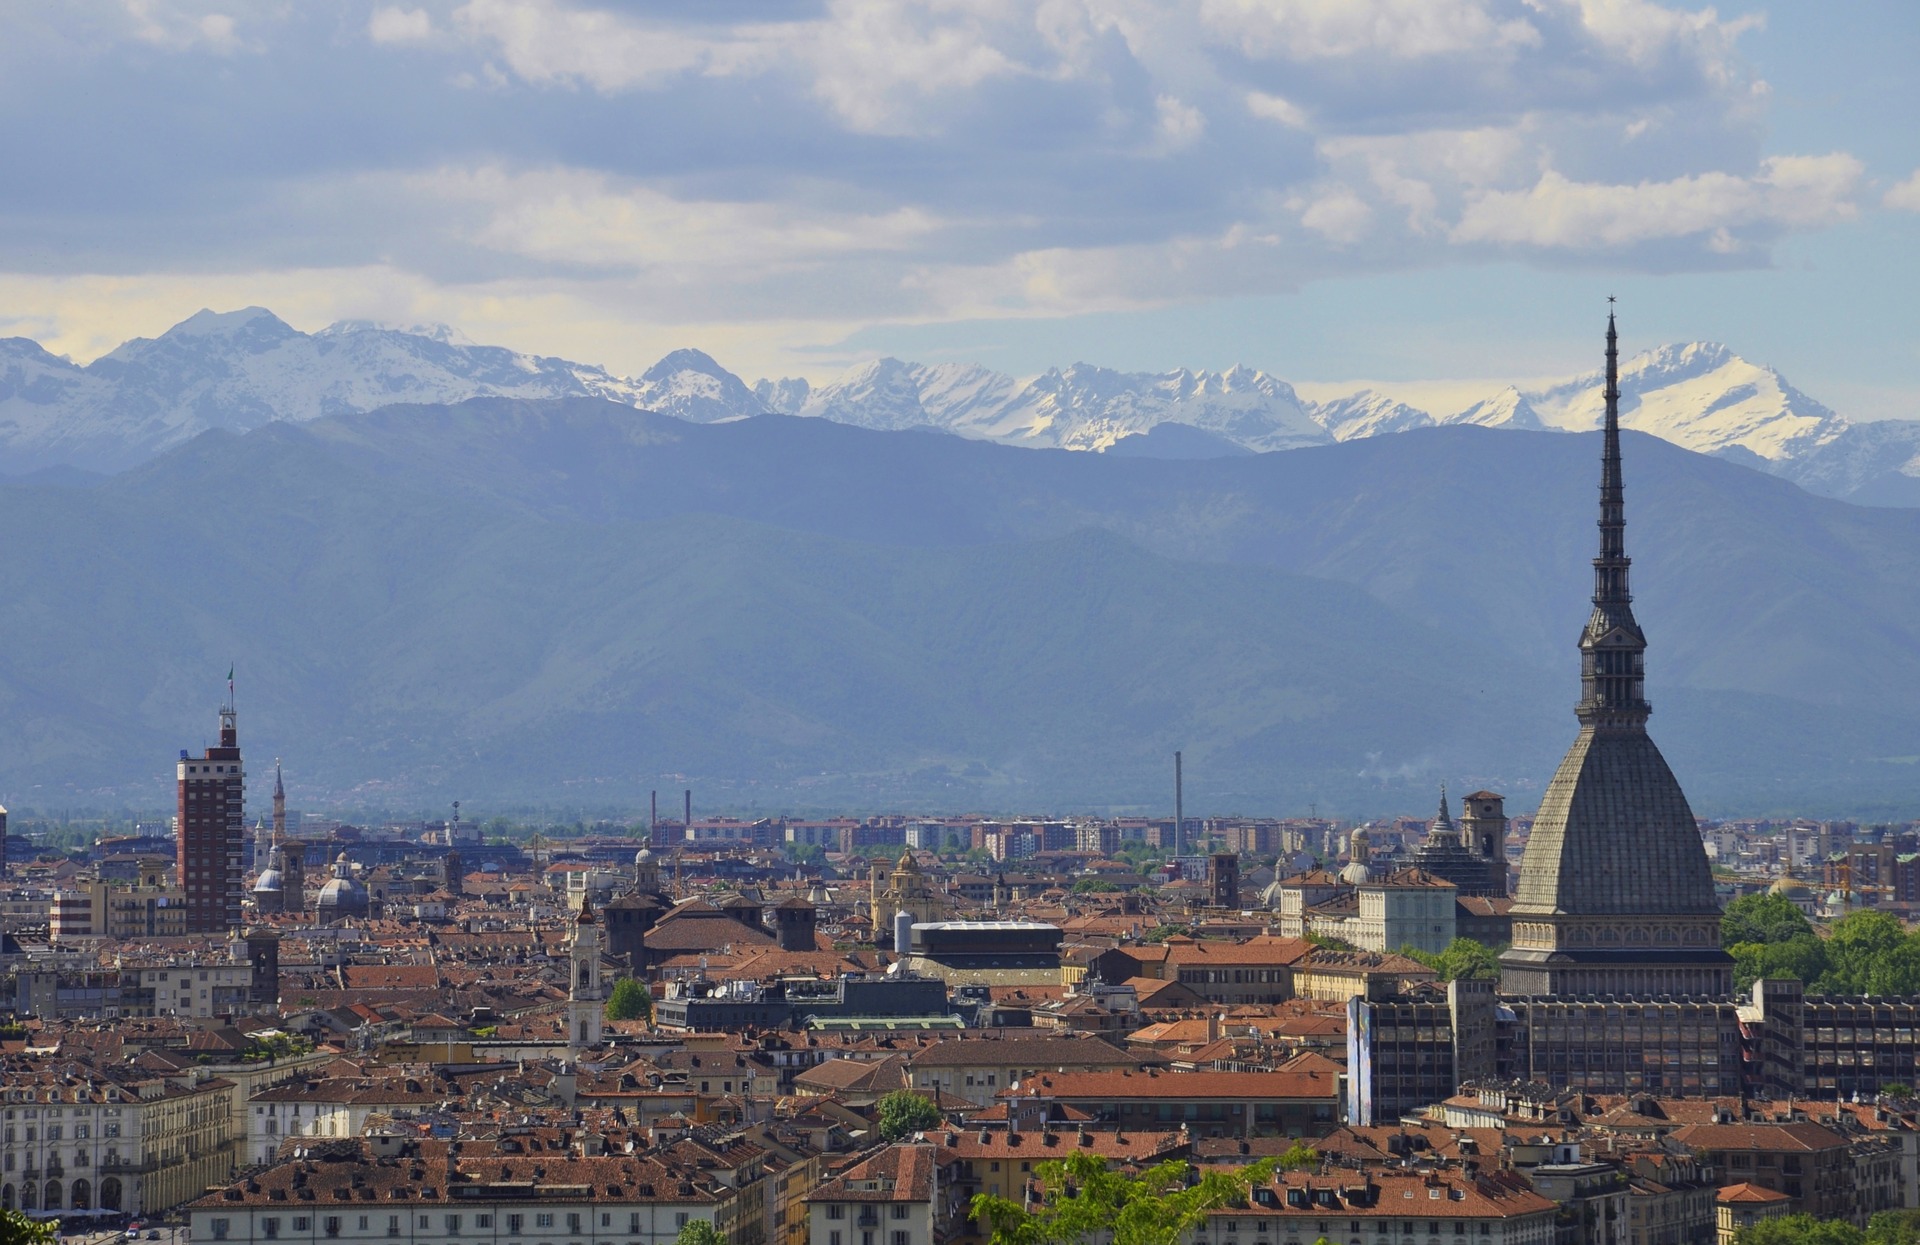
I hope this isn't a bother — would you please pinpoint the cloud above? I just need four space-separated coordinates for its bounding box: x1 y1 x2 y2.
1886 171 1920 212
1244 91 1309 129
1199 0 1540 60
0 0 1883 379
449 0 778 91
368 7 433 45
123 0 243 53
1451 154 1863 250
415 165 948 274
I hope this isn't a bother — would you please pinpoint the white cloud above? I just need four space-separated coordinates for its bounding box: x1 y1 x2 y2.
369 7 433 45
1451 154 1862 249
1199 0 1540 60
1297 186 1373 245
1883 170 1920 212
415 165 948 273
1244 90 1309 129
1152 94 1206 151
123 0 243 53
450 0 776 91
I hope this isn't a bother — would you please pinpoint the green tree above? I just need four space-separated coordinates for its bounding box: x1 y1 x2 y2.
971 1154 1276 1245
1401 938 1504 982
674 1221 726 1245
1723 893 1816 947
1868 1210 1920 1245
1276 1142 1319 1171
1735 1214 1865 1245
1731 934 1830 992
1821 911 1920 996
1072 878 1124 893
604 977 653 1024
876 1090 943 1141
0 1209 56 1245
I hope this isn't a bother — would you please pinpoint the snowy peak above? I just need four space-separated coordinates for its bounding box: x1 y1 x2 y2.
930 360 1327 452
0 310 1904 507
1447 386 1547 431
753 376 811 415
1526 341 1845 461
319 319 476 347
1312 390 1435 441
631 348 766 424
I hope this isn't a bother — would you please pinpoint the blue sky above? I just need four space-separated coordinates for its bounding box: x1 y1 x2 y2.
2 0 1916 416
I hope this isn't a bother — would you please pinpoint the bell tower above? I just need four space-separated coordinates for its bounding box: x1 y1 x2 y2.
569 896 605 1052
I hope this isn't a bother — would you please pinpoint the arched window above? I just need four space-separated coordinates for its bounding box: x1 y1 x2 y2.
2 1183 14 1209
71 1179 90 1210
43 1180 60 1210
102 1177 123 1210
21 1181 36 1210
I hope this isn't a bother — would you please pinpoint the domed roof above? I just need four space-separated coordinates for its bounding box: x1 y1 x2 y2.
252 867 283 894
1340 859 1372 886
635 847 654 864
316 852 369 919
1769 876 1812 898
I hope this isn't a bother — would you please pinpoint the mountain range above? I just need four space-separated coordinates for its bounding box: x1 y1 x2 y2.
4 394 1920 817
4 308 1917 503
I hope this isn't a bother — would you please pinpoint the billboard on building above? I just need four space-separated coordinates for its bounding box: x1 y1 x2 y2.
1346 994 1373 1126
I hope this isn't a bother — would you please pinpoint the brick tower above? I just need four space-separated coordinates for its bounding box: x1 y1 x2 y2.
177 692 245 932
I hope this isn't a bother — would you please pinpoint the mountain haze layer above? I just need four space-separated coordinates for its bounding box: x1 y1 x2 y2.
4 397 1920 815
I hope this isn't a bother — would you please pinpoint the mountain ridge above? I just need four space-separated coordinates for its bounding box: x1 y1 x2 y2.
5 396 1920 815
0 308 1910 501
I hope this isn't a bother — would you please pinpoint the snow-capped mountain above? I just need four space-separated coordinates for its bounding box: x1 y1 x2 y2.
1445 386 1548 431
1516 342 1845 461
1312 390 1434 442
798 358 1021 434
2 307 1911 505
0 308 656 472
628 349 766 424
793 358 1325 452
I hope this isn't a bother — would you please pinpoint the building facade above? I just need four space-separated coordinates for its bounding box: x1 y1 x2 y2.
177 703 246 932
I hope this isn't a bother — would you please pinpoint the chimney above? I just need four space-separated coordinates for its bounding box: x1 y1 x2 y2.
1175 751 1184 860
651 791 657 830
685 790 692 832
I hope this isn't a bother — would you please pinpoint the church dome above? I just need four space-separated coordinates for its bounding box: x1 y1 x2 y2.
1769 876 1812 899
315 852 370 921
635 847 654 865
252 866 283 894
1340 828 1372 885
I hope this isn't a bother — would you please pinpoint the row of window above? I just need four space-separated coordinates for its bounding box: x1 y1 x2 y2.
217 1213 707 1240
3 1123 118 1141
1205 1222 1502 1238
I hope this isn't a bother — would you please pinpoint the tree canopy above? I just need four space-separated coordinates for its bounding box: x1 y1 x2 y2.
1723 893 1816 946
0 1209 55 1245
876 1090 943 1141
604 977 653 1024
1401 938 1504 982
1723 905 1920 995
673 1221 725 1245
972 1154 1276 1245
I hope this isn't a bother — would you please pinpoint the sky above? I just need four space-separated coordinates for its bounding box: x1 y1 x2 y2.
2 0 1917 417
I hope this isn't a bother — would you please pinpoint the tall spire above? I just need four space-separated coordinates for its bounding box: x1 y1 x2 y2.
1431 782 1455 840
1577 303 1650 730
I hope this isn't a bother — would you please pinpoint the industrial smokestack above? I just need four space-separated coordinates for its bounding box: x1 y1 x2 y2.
894 910 913 956
1175 751 1183 860
684 789 691 831
650 791 657 829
